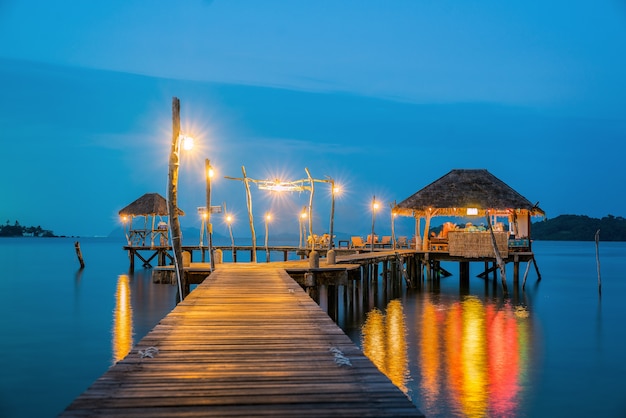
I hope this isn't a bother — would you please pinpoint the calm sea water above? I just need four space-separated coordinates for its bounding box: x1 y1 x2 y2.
0 238 624 417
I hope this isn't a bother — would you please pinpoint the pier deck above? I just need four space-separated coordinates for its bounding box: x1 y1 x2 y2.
61 263 422 417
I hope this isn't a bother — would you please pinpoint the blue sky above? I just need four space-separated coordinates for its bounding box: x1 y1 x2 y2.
1 1 626 238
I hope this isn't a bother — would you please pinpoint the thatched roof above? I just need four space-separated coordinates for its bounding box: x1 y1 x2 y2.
118 193 185 217
393 169 544 217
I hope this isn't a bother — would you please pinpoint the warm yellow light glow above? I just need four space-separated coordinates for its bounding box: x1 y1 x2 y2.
120 215 128 223
207 167 214 178
259 178 308 192
361 301 409 395
373 201 380 211
113 274 133 364
333 186 341 195
226 214 233 224
460 297 488 417
362 308 386 372
467 207 479 215
180 134 194 151
385 300 408 393
300 212 307 219
266 213 272 222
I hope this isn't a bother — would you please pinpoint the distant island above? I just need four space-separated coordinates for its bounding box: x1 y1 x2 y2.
0 220 56 237
532 214 626 241
2 215 625 241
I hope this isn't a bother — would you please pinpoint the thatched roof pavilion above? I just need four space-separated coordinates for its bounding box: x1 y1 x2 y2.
119 193 184 247
393 169 544 251
119 192 184 217
394 169 543 217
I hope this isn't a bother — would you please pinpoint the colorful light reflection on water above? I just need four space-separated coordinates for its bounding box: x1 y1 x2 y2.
361 294 532 417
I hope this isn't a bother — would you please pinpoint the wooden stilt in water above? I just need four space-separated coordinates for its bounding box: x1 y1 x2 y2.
513 255 520 284
74 241 85 269
486 211 508 294
531 256 542 281
595 229 602 295
522 260 532 290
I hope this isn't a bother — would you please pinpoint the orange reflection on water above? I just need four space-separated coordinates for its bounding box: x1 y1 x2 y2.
362 300 409 393
419 300 443 410
419 295 530 417
458 297 488 417
112 274 133 363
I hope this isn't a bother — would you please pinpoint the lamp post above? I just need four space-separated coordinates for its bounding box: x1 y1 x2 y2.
225 214 235 261
370 196 379 252
264 212 271 262
299 208 307 249
391 211 397 250
205 159 215 270
167 97 194 303
328 181 339 249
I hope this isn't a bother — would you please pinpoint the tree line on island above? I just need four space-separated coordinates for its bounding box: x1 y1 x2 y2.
532 214 626 241
0 220 56 237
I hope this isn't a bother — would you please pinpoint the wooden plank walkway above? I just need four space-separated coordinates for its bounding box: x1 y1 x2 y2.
61 263 422 417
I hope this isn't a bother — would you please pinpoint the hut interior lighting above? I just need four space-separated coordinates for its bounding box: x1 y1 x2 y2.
467 208 479 216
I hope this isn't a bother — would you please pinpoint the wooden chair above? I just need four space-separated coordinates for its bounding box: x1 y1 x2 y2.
351 236 366 248
380 236 392 248
365 234 379 245
396 236 408 248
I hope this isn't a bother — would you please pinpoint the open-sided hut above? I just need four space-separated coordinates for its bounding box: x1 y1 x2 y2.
393 169 544 257
118 192 185 247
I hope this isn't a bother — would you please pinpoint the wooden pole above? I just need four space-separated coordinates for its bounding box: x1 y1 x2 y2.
329 179 336 249
206 159 215 270
390 201 396 250
74 241 85 269
370 196 377 252
595 229 602 295
241 166 257 262
265 214 270 262
522 260 532 290
305 168 315 250
485 210 508 294
168 97 185 302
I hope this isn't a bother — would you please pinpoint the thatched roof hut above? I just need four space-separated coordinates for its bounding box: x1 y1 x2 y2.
394 169 543 217
119 193 184 217
393 169 544 250
118 193 184 246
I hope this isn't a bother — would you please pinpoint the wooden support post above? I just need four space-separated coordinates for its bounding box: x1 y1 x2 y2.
129 249 135 273
327 285 337 322
532 256 542 281
460 261 470 281
486 211 507 294
74 241 85 269
168 97 186 301
522 260 532 290
513 255 520 284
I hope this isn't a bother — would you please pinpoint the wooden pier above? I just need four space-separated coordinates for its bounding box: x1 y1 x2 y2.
123 244 361 272
61 263 423 417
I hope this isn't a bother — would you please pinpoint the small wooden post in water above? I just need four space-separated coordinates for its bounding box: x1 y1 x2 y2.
595 229 602 295
74 241 85 269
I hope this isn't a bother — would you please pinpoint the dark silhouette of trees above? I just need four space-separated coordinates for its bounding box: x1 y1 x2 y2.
0 220 55 237
532 214 626 241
